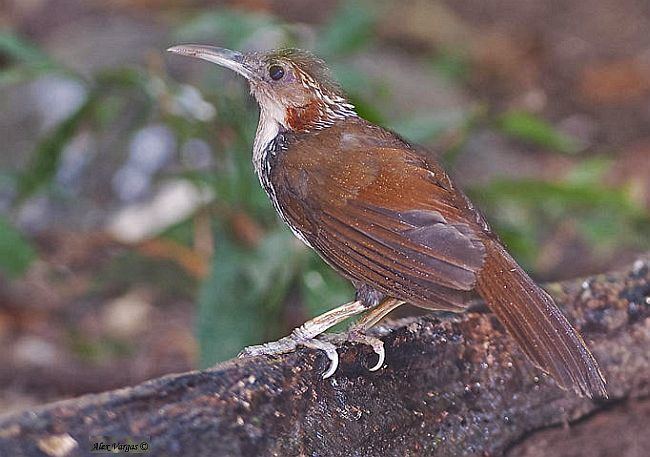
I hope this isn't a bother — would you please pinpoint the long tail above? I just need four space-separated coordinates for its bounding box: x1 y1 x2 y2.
476 240 607 398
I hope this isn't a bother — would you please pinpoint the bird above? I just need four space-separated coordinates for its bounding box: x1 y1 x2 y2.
167 45 607 398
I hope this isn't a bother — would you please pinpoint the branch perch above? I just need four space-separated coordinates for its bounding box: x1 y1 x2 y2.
1 255 649 457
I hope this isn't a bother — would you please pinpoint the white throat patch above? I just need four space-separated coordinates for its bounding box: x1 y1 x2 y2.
252 98 285 170
249 89 356 249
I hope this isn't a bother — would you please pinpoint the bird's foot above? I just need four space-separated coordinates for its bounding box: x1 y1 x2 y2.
239 300 370 378
321 328 385 372
239 331 341 378
238 300 395 379
239 328 385 378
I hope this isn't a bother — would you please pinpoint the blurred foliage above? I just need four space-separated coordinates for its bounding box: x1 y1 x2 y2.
389 109 468 145
1 3 648 368
18 93 98 199
67 330 134 363
496 110 581 154
316 1 377 56
174 9 279 48
0 215 36 278
469 157 650 267
429 50 471 83
96 250 196 299
0 32 71 84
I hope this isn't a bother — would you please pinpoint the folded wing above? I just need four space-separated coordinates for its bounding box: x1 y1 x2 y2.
278 143 486 310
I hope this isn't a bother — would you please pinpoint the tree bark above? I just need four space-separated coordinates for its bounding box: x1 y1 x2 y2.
0 254 648 457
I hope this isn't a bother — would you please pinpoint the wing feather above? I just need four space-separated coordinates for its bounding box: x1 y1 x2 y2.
321 206 479 290
276 132 487 310
316 215 470 310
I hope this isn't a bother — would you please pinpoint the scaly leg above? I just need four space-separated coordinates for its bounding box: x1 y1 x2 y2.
239 300 368 378
354 298 406 330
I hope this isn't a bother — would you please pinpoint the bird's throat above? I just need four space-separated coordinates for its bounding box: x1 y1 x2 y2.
253 104 283 170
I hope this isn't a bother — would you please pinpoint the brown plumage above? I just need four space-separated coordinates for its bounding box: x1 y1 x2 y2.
273 117 605 397
168 45 607 398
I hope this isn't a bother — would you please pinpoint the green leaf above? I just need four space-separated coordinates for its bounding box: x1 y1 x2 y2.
579 211 620 245
14 66 154 200
0 32 60 70
95 246 197 298
197 230 260 366
318 1 377 56
196 227 300 366
389 110 467 144
0 216 36 278
430 50 470 82
329 65 388 125
17 91 95 199
565 156 611 185
469 177 650 262
0 66 42 86
301 254 354 318
173 10 280 49
489 224 539 269
496 111 580 154
0 32 74 85
347 94 387 126
474 179 641 213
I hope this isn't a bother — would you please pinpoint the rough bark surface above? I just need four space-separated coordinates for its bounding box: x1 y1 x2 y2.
0 255 648 457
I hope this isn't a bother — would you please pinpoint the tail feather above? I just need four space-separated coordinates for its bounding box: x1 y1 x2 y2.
476 241 607 398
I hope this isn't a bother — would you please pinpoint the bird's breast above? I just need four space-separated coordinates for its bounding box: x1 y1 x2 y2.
254 130 316 249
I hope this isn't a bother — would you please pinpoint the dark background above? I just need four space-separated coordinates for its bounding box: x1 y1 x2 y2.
0 0 648 415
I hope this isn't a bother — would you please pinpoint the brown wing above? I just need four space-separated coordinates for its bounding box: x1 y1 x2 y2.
275 129 486 311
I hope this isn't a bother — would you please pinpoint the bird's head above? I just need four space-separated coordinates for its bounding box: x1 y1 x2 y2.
167 45 356 133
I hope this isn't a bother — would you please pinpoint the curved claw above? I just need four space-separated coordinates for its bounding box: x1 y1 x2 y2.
368 342 385 372
301 339 339 379
239 335 341 379
343 329 386 372
321 348 340 379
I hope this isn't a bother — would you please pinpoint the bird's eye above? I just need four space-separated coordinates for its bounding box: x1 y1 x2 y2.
269 65 285 81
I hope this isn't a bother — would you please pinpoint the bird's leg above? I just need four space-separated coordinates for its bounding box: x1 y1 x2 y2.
322 298 406 372
238 300 368 378
354 298 406 330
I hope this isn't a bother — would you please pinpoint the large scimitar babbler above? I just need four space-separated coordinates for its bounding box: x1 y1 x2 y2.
167 44 607 398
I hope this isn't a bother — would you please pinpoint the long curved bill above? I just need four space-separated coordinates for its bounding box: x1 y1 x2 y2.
167 45 259 81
